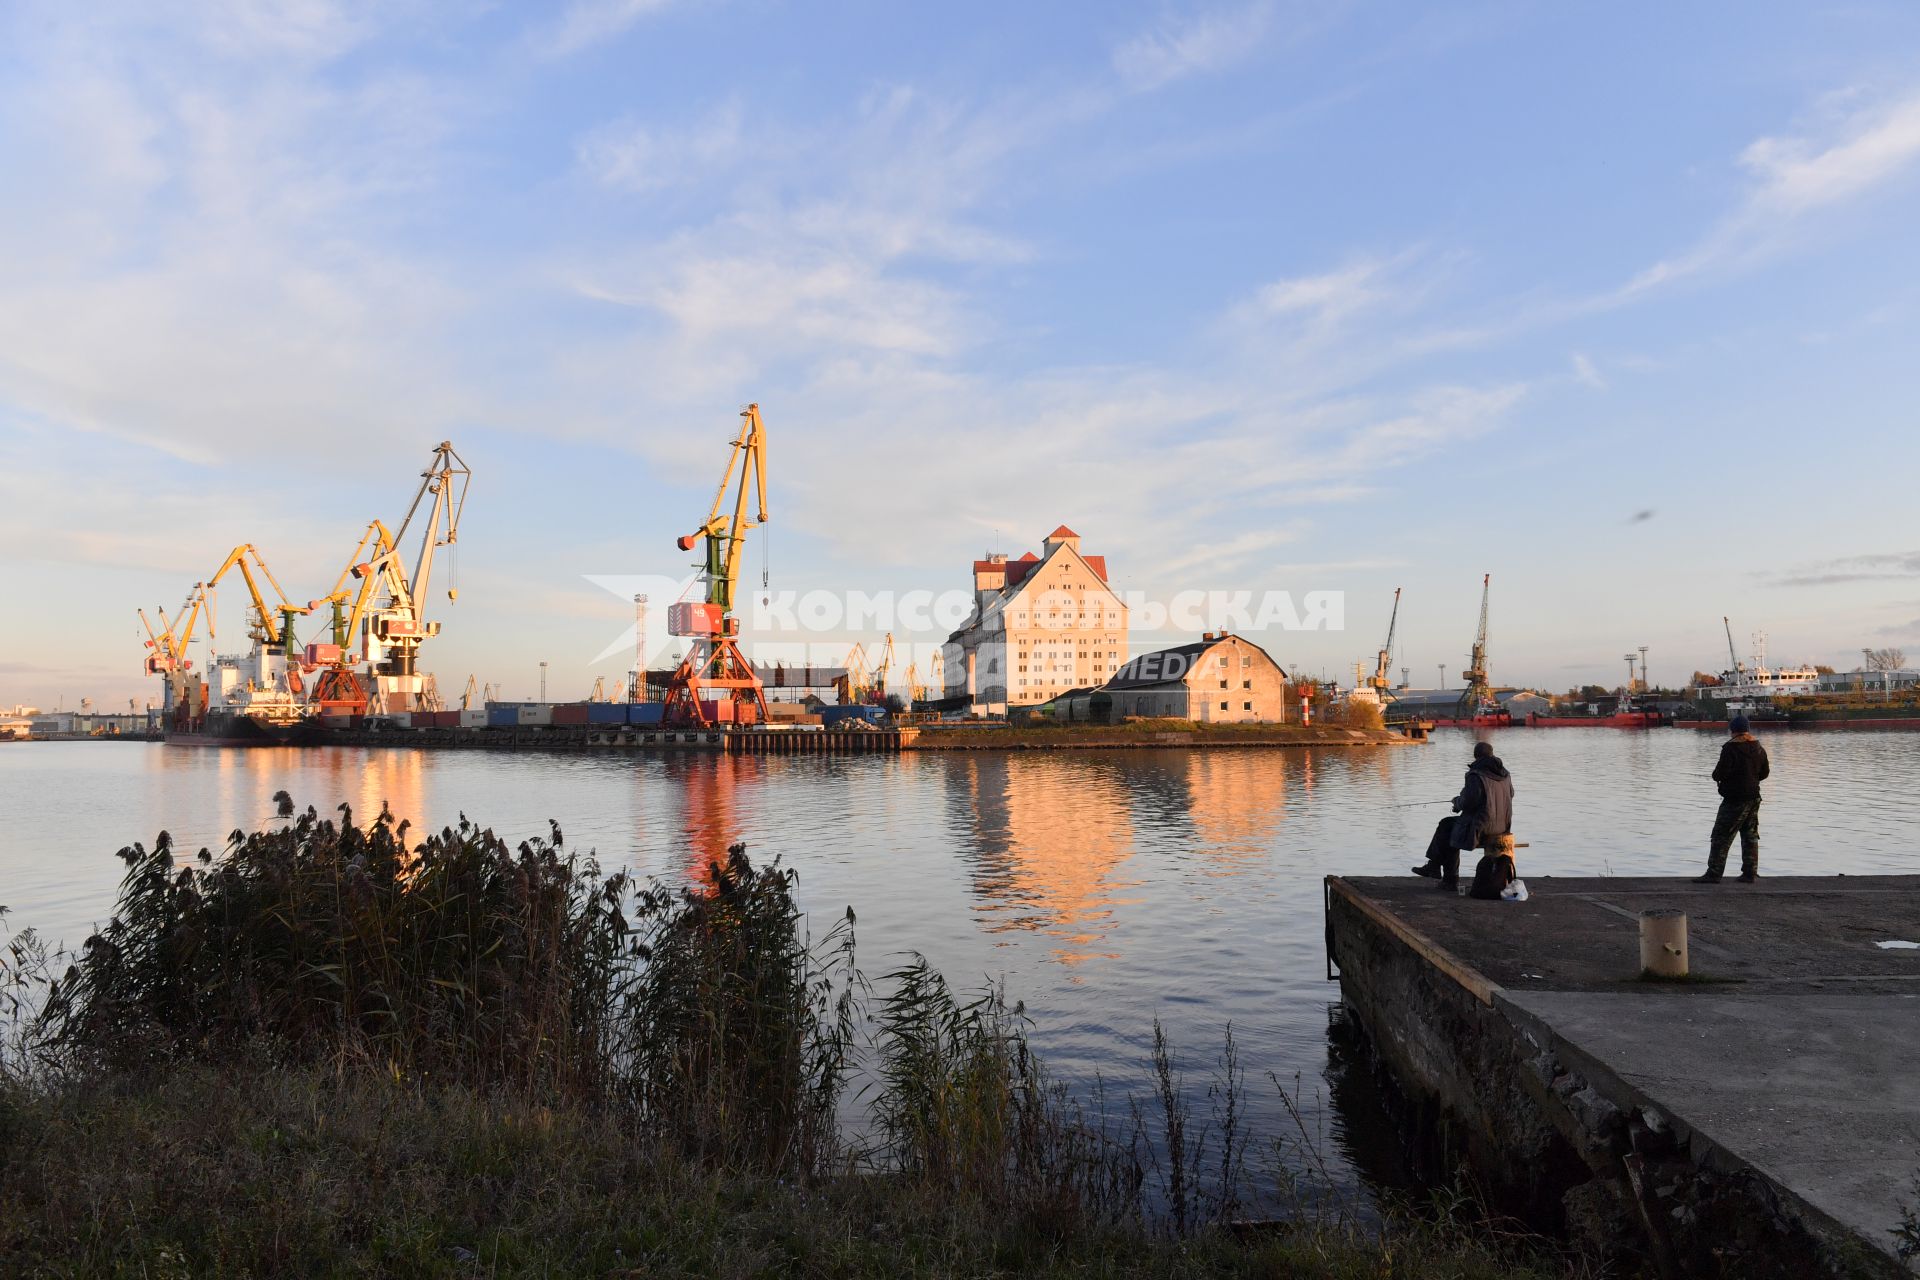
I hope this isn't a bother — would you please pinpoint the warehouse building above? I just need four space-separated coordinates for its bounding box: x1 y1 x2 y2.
942 526 1129 716
1104 632 1287 723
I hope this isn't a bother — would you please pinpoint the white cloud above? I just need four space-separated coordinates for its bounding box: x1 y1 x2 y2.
1624 87 1920 296
538 0 680 58
1571 353 1605 389
1113 1 1274 92
577 100 746 193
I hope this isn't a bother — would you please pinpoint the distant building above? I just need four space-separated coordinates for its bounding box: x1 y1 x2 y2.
1103 632 1288 723
942 526 1128 716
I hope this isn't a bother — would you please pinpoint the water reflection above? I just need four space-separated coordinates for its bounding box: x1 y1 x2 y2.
948 754 1139 969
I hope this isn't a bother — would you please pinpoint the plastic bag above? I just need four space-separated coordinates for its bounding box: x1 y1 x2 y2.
1501 878 1529 902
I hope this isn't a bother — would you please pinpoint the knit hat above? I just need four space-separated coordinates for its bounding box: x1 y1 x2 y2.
1729 714 1750 734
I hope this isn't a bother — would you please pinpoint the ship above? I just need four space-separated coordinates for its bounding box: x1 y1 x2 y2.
1527 707 1665 728
163 647 321 746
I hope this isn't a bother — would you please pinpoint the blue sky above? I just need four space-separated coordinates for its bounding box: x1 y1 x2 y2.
5 0 1920 708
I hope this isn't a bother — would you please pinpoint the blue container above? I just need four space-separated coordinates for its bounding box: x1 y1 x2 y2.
627 703 664 726
487 706 518 728
587 702 627 724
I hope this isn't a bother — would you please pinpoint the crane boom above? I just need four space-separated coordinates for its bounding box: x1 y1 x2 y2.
675 404 767 614
1723 616 1743 677
205 545 294 647
1457 574 1492 717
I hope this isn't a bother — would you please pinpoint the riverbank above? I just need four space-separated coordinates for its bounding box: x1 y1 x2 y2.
908 721 1413 750
0 1063 1576 1279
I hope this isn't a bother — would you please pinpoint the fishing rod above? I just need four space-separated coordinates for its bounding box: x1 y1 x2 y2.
1387 798 1457 808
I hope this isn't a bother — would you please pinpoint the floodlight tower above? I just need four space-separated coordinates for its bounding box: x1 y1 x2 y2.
1639 645 1649 693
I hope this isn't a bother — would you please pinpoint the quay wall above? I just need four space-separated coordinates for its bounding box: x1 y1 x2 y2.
1324 877 1903 1279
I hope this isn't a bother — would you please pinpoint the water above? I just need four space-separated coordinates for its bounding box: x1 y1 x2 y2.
3 730 1915 1204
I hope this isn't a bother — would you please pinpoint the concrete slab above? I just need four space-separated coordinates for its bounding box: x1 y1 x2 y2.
1326 874 1920 1272
1505 989 1920 1260
1337 875 1920 991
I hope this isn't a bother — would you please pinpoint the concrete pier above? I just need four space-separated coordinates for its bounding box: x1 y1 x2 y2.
1325 874 1920 1278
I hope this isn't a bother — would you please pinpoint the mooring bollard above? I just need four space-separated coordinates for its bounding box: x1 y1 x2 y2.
1640 908 1688 978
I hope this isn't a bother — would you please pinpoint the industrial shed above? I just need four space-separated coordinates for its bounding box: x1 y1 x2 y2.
1104 633 1287 723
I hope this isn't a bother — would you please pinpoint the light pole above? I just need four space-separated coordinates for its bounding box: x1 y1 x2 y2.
1438 664 1446 690
539 661 548 703
1638 645 1649 694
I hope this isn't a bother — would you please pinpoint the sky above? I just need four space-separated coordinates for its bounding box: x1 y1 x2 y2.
5 0 1920 710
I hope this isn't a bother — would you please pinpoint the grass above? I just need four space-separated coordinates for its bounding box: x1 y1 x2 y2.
0 803 1584 1278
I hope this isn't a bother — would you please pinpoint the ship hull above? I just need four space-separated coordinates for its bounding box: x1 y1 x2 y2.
165 711 325 747
1526 711 1665 728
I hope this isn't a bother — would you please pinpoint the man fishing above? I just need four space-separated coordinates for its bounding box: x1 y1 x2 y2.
1693 713 1770 883
1412 740 1515 893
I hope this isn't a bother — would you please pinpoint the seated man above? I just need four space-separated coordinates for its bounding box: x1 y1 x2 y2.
1413 741 1514 892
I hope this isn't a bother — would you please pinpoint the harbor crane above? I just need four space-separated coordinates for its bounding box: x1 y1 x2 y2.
1366 588 1402 701
138 585 209 676
343 443 471 715
834 642 870 706
662 404 770 726
1723 616 1744 682
305 519 397 717
1456 573 1494 719
868 632 896 702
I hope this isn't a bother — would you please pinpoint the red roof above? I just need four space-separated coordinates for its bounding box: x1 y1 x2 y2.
1006 559 1040 589
972 559 1007 575
1017 551 1038 561
1082 555 1108 582
1048 525 1078 539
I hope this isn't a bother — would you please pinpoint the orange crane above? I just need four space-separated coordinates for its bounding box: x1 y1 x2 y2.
662 404 770 726
303 519 396 717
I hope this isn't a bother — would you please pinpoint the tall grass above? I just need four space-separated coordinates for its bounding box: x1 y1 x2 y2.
0 802 1583 1277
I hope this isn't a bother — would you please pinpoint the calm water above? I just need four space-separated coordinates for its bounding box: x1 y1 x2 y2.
3 730 1915 1202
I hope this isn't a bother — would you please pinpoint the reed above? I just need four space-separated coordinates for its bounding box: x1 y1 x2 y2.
0 805 1582 1278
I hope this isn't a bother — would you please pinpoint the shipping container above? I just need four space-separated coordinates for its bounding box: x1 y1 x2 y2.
627 702 664 726
587 702 627 724
552 703 591 725
517 704 553 726
418 711 457 728
698 699 736 724
487 706 518 729
459 709 488 729
303 643 343 666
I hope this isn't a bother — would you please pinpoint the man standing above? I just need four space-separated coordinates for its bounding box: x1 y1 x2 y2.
1694 714 1770 884
1413 741 1514 891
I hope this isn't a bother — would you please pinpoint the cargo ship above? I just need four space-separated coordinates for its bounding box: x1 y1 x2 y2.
1526 707 1665 728
163 642 321 746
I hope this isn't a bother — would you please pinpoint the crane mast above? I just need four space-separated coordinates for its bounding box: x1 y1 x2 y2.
1369 587 1402 693
662 404 771 726
1458 573 1492 717
1723 616 1744 681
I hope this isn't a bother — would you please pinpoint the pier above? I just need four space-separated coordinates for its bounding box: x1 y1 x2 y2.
1325 874 1920 1277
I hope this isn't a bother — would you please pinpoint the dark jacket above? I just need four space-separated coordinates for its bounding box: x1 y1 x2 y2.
1451 755 1514 851
1713 734 1770 801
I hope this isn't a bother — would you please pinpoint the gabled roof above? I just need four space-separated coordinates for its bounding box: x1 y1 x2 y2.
1104 634 1283 690
1104 640 1213 690
1048 524 1078 539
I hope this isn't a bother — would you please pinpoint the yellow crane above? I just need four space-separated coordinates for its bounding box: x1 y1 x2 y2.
835 642 870 706
868 632 895 702
663 404 770 726
137 584 209 676
204 544 298 649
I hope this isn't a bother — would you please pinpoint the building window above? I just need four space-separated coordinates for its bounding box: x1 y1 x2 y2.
1219 680 1227 689
1219 701 1228 711
1243 701 1252 711
1242 657 1251 667
1242 680 1251 689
